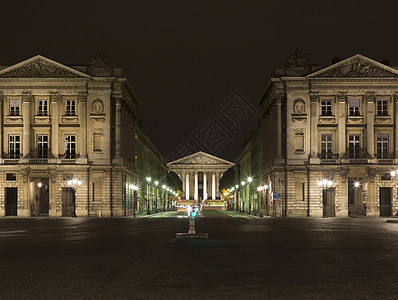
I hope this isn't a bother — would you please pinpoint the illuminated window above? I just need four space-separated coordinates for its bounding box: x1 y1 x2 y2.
349 99 360 116
9 99 20 116
64 135 76 158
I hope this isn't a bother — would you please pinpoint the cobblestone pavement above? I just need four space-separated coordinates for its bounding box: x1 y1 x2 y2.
1 211 398 299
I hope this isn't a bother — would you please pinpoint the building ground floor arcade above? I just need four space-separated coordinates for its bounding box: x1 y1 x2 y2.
236 164 398 218
0 164 141 217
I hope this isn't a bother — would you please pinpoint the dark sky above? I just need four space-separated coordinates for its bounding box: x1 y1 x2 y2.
2 1 398 161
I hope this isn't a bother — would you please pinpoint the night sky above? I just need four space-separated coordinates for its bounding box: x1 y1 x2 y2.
2 1 398 161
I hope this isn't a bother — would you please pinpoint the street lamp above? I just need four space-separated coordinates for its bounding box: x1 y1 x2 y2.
146 177 151 214
66 177 82 217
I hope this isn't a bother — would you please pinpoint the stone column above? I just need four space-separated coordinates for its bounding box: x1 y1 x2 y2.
216 172 220 198
194 172 198 201
310 91 319 158
212 172 216 199
22 92 32 158
50 92 60 158
114 94 122 159
185 173 190 200
275 95 283 158
395 93 398 157
203 172 207 200
338 92 347 158
0 92 3 158
79 92 87 158
366 92 375 158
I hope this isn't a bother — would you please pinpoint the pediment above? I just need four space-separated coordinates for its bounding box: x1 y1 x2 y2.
168 151 234 167
307 54 398 78
0 55 90 79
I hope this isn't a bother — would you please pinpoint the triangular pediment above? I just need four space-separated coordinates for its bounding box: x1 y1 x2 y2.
0 55 90 79
307 54 398 78
168 151 234 167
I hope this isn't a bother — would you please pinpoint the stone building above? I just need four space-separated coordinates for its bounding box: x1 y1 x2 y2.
168 151 234 207
0 51 164 217
134 124 169 213
238 53 398 217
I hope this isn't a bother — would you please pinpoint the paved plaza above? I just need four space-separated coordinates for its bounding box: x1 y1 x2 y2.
1 211 398 299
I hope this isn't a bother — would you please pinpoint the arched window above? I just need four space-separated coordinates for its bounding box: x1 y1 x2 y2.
294 129 305 152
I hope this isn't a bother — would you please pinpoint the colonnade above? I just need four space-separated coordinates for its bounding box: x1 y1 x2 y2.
180 171 221 200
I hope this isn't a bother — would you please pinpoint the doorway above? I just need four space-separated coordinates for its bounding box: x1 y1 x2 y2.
348 179 362 216
379 187 392 217
323 187 335 217
5 187 17 216
62 187 76 217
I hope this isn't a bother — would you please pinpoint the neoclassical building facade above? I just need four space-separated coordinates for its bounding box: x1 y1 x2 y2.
168 151 234 205
0 51 160 217
236 53 398 217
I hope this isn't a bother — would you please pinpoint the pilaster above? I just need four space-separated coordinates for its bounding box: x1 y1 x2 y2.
79 92 87 158
338 92 347 158
22 91 33 158
366 91 375 158
50 92 61 157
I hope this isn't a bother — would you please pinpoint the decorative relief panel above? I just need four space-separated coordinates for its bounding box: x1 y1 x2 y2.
312 57 398 78
0 58 83 78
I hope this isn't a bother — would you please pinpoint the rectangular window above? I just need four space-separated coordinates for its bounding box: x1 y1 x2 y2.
377 98 388 116
349 134 360 158
65 100 76 116
64 135 76 159
37 135 48 158
37 99 48 116
321 99 332 116
377 134 388 159
6 173 16 181
321 134 333 159
349 99 360 116
9 99 20 116
9 135 20 158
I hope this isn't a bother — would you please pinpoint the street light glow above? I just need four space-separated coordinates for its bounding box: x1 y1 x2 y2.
146 177 151 182
154 181 159 186
248 177 253 183
241 181 245 186
162 185 166 189
354 181 360 188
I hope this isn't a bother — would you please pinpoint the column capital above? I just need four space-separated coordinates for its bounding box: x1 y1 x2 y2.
22 91 33 103
50 92 61 103
309 90 319 103
78 91 87 102
113 92 123 104
337 91 347 103
365 91 375 103
394 92 398 103
275 94 285 105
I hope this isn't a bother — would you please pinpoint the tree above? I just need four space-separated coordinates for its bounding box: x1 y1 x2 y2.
167 171 182 192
